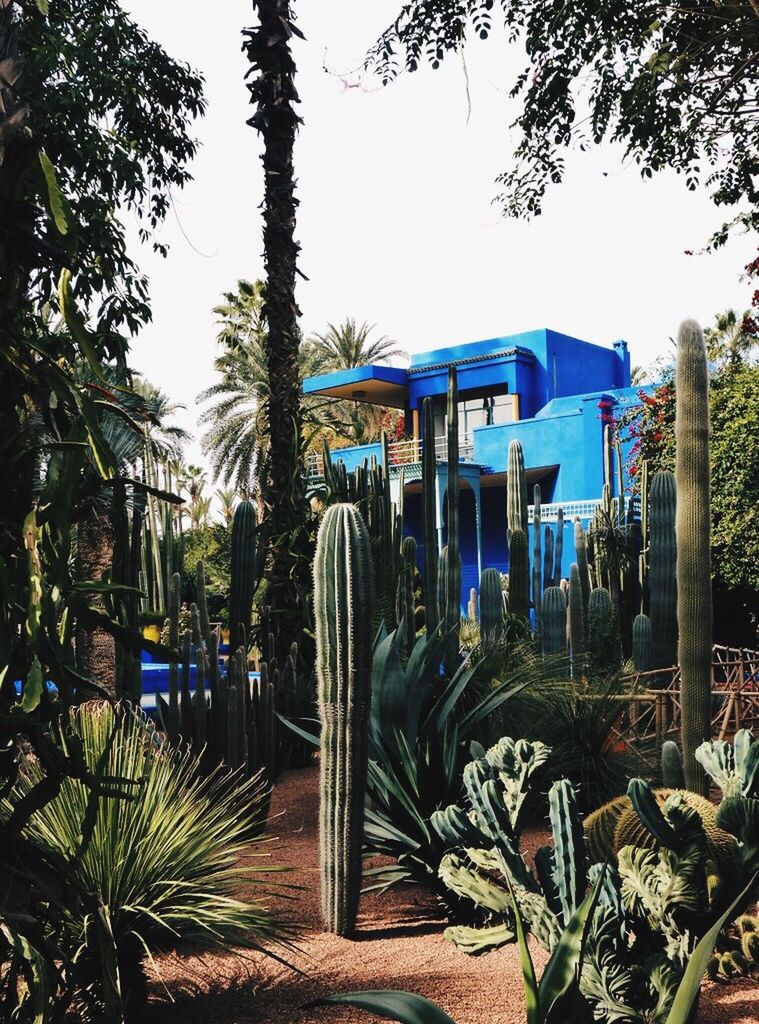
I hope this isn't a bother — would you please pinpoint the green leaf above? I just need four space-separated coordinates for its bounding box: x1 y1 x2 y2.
21 656 45 712
38 149 68 235
665 875 758 1024
35 0 50 13
312 992 457 1024
58 268 108 385
508 884 542 1024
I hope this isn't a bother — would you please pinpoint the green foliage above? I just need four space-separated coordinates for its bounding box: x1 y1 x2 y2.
180 524 232 620
368 2 759 245
2 702 289 1020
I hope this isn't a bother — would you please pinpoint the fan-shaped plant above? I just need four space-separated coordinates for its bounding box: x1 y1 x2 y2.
3 702 291 1021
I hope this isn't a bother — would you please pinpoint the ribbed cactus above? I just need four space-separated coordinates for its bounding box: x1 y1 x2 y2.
396 535 417 657
445 368 461 667
314 503 374 936
229 499 257 654
649 470 677 677
542 524 554 589
479 567 503 647
532 484 542 628
422 396 439 635
541 586 566 656
567 563 584 677
508 528 529 620
553 507 564 584
574 518 591 632
675 320 712 796
661 740 685 789
167 571 181 744
437 544 449 626
632 612 653 673
548 779 587 926
507 439 528 538
587 586 619 676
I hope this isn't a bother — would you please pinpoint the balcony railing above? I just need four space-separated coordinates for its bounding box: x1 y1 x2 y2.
306 434 475 478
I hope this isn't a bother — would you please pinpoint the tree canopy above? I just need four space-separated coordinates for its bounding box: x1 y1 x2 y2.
368 2 759 245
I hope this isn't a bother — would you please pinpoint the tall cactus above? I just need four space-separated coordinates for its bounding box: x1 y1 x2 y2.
567 563 584 677
587 587 620 677
632 613 653 673
543 525 554 590
574 518 591 633
676 319 712 795
553 507 564 584
314 503 374 936
507 439 528 538
532 484 542 628
437 545 449 628
508 528 529 620
229 499 257 654
541 586 567 656
480 567 504 647
445 368 461 667
396 535 417 657
422 396 439 635
649 470 677 677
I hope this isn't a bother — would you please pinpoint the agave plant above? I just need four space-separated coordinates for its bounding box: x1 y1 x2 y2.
2 702 291 1022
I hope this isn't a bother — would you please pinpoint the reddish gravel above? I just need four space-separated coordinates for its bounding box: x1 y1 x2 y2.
145 764 758 1024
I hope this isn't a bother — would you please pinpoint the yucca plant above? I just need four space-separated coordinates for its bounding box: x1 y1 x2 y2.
3 702 291 1022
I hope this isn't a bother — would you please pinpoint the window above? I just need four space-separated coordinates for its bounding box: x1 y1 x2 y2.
431 387 515 438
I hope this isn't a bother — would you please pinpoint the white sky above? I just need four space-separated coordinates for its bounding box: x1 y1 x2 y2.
124 2 756 473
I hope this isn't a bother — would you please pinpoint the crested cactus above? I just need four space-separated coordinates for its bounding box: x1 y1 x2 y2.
648 470 677 678
422 396 439 635
661 740 685 789
508 528 529 620
446 368 461 667
632 612 653 673
229 499 257 654
567 563 584 676
314 503 374 936
541 586 566 657
507 439 528 538
479 567 503 647
676 319 712 796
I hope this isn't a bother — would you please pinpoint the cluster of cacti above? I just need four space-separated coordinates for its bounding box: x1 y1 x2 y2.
708 915 759 981
427 730 759 1022
314 503 374 936
676 320 713 795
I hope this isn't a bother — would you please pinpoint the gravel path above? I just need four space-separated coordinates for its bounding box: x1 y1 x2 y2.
146 764 758 1024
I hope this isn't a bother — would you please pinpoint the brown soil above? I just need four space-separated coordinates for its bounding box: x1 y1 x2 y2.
145 764 758 1024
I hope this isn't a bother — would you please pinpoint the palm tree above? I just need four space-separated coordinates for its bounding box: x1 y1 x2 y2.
216 487 237 525
308 317 405 369
132 378 190 464
199 280 339 498
190 495 212 530
705 309 757 369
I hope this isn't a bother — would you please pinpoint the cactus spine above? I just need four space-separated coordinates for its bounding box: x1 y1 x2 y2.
445 368 461 667
649 470 677 676
314 503 374 936
568 563 584 676
507 439 528 538
541 586 566 656
508 528 529 620
229 500 257 654
422 396 439 635
676 319 712 795
479 568 503 647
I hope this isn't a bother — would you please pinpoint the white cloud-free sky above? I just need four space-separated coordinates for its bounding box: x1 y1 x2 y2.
124 2 756 472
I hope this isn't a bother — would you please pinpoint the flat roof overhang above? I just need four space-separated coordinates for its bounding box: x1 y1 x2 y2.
302 365 409 409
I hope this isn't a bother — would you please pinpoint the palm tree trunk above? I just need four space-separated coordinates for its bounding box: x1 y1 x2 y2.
244 2 307 667
76 506 116 694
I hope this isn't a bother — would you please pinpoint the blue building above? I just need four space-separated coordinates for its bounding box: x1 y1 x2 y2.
303 328 642 603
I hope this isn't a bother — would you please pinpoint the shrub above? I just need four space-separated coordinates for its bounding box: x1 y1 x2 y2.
3 702 290 1021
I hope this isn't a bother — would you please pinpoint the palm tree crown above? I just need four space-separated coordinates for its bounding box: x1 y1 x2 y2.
705 309 758 369
308 318 405 369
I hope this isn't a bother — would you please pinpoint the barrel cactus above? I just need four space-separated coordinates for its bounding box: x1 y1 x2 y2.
314 503 374 936
675 319 712 795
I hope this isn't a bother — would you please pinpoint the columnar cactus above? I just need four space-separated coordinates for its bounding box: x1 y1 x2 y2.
507 439 528 538
661 740 686 789
567 563 584 677
437 545 449 626
632 612 653 673
574 518 591 632
587 587 619 676
532 484 542 627
314 503 374 936
542 525 554 590
467 587 477 623
675 320 712 795
422 396 439 635
508 528 529 620
553 507 564 584
649 470 677 676
541 586 566 656
396 535 417 657
479 567 504 647
445 368 461 667
229 499 257 654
